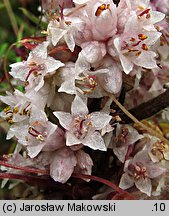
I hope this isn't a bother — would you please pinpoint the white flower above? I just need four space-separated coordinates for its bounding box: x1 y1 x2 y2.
47 17 83 52
7 106 65 158
0 89 32 123
74 149 93 177
10 41 64 92
54 95 112 151
50 147 77 183
119 149 166 196
112 124 143 163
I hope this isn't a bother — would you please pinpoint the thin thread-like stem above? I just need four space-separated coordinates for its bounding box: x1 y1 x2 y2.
108 93 169 145
0 161 49 175
72 173 134 199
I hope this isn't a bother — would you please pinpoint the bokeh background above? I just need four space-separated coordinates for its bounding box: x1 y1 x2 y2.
0 0 45 199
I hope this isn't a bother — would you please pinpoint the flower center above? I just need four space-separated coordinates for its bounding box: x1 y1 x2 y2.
73 115 93 139
28 124 46 142
151 141 168 160
122 34 149 57
3 104 30 124
115 127 129 147
26 62 44 81
76 74 97 95
129 163 147 180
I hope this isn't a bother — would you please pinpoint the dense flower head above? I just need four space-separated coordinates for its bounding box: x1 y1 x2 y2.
1 0 169 198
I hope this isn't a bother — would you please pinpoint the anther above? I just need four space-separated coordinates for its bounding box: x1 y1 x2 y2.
13 107 19 114
95 4 110 16
4 106 11 113
36 134 45 142
138 34 148 40
141 44 148 51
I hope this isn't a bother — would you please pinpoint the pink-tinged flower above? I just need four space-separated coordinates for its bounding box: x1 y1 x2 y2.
0 151 35 188
55 59 107 98
47 17 83 52
80 41 106 64
9 41 64 92
117 0 165 34
119 149 166 196
57 54 122 97
7 107 65 158
26 111 65 158
96 56 122 94
64 0 117 43
50 147 77 183
54 95 112 151
39 147 93 183
110 26 161 74
112 124 143 163
151 0 169 14
146 135 169 162
74 149 93 177
83 0 117 41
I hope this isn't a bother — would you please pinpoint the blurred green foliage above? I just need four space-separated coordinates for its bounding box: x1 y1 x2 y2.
0 0 44 199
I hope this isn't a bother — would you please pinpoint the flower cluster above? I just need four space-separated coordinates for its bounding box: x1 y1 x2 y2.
1 0 169 198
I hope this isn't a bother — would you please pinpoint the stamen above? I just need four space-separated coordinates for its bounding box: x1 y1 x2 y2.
22 104 31 116
28 127 45 142
26 64 43 81
4 106 11 113
132 41 142 47
36 134 45 142
138 34 148 41
6 116 13 124
13 107 19 114
130 38 136 42
138 8 150 17
95 4 110 16
141 44 148 51
133 163 147 180
136 51 142 56
83 75 97 90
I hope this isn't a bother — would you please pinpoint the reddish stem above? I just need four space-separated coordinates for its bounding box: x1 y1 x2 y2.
22 42 38 50
21 36 46 43
0 75 6 83
72 173 134 199
0 162 134 199
0 161 49 175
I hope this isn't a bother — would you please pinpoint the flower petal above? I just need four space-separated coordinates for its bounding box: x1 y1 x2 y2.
75 149 93 176
119 173 134 190
71 95 88 116
82 131 106 151
50 147 77 183
53 111 73 130
66 131 81 146
135 177 152 196
90 112 112 130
